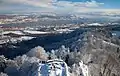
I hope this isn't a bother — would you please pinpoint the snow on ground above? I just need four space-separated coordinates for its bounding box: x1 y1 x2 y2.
87 23 102 26
10 36 35 43
23 30 50 34
56 29 74 33
18 36 35 41
2 31 24 35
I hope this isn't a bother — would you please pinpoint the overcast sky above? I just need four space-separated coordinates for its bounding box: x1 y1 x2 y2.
0 0 120 14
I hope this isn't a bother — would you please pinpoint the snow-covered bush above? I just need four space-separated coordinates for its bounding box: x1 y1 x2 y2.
27 46 48 60
0 72 8 76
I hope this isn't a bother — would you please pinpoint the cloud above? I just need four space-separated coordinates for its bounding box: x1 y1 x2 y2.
1 0 55 8
3 0 120 14
54 0 104 8
0 0 104 8
51 0 105 14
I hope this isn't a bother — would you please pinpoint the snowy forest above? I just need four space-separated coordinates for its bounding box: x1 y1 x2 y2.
0 28 120 76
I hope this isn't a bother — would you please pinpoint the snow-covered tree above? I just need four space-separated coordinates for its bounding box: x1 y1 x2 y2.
0 72 8 76
27 46 48 60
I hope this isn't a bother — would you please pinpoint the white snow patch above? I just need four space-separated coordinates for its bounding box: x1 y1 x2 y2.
87 23 102 26
56 29 74 33
3 31 24 35
18 36 35 41
10 36 35 43
23 30 50 34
